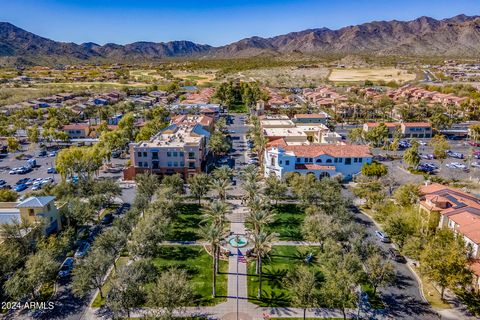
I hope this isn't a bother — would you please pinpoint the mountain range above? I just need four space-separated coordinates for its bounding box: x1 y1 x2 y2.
1 14 480 66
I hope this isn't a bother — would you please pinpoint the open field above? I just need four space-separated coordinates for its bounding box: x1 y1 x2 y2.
171 70 217 85
328 67 416 83
234 66 330 87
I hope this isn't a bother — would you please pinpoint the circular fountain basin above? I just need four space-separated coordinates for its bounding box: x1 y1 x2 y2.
228 235 248 248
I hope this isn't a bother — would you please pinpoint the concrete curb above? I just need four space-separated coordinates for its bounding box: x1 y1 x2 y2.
405 261 429 303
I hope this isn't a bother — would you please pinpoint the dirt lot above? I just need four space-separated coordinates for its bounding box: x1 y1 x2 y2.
329 67 416 83
232 66 330 87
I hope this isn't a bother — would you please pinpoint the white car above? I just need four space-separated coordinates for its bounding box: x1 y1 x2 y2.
42 177 54 184
32 184 42 191
32 178 43 186
9 167 20 174
446 162 466 169
471 162 480 168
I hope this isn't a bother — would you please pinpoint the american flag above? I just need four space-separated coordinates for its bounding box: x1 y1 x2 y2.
237 249 247 263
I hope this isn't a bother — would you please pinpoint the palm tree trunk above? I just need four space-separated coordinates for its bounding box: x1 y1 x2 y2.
215 246 220 274
212 246 217 297
257 256 262 298
303 308 306 320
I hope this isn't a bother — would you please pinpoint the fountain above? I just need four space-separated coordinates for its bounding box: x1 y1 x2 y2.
228 234 248 248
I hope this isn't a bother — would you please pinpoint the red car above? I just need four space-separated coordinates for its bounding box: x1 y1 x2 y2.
468 141 480 147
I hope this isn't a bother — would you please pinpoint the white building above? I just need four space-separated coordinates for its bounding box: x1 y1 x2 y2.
264 144 372 180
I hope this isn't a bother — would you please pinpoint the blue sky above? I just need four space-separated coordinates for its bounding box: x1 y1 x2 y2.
1 0 479 46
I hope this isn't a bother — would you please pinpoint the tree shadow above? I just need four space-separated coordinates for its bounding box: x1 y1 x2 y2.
155 246 201 260
381 292 437 319
250 290 291 307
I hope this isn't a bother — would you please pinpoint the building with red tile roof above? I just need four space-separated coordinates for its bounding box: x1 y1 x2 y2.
419 183 480 290
362 122 432 138
264 143 372 180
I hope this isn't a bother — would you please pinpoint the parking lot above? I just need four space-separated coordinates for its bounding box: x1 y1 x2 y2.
372 139 480 185
0 145 129 195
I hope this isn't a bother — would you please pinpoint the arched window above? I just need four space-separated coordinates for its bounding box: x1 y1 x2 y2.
326 159 332 163
316 159 322 163
319 172 330 179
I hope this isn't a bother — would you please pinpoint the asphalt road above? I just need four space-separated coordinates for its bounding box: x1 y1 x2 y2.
347 197 439 319
226 113 252 196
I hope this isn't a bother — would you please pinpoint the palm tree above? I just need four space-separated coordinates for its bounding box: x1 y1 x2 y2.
245 208 275 235
213 165 234 182
201 200 230 228
251 230 278 298
246 194 270 213
240 165 259 184
243 179 261 203
210 177 232 201
201 224 225 297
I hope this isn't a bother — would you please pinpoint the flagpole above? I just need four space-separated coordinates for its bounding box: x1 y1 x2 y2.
236 247 239 320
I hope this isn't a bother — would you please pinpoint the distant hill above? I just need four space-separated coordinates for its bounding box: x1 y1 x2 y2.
1 14 480 66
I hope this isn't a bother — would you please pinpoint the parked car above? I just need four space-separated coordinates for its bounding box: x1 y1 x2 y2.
42 177 54 184
471 162 480 168
388 248 406 263
446 150 464 159
32 178 43 186
468 141 480 147
446 162 467 169
66 176 79 184
474 151 480 159
420 154 434 160
101 213 114 225
37 150 47 157
14 184 28 192
398 140 411 149
74 241 91 258
0 179 6 186
17 166 32 174
418 163 436 173
32 184 42 191
16 178 29 185
58 257 74 278
47 167 57 174
375 230 391 243
48 151 57 157
9 167 20 174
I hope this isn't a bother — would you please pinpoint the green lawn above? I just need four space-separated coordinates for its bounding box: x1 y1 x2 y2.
266 204 305 241
92 256 130 307
228 103 248 113
247 246 320 307
152 246 228 306
169 203 203 241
